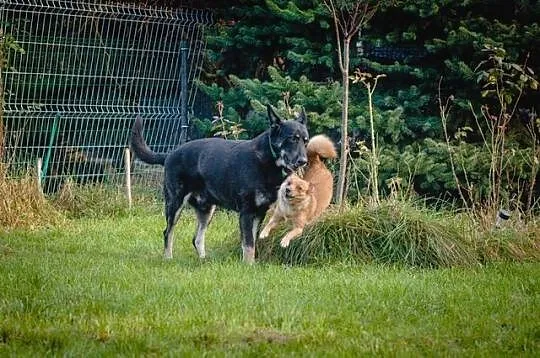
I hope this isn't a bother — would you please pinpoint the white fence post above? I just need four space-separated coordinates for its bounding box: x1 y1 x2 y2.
124 148 132 209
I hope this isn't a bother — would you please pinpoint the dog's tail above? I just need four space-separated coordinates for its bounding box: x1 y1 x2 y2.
307 135 337 160
130 116 167 166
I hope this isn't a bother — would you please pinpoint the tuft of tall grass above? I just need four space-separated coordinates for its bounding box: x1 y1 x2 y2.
52 179 161 218
257 200 539 268
0 165 62 229
477 223 540 263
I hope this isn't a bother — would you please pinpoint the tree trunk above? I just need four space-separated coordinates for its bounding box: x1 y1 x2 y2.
335 37 350 206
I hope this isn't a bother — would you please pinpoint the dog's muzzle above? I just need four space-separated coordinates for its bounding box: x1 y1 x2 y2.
283 157 307 174
285 187 292 198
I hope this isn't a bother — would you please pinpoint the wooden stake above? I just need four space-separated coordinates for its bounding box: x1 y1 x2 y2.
37 157 43 194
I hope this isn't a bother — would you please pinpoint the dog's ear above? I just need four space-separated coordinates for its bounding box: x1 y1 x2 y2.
267 104 282 128
296 107 308 126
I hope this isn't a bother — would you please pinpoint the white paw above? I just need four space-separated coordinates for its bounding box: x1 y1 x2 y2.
195 244 206 259
243 247 255 264
259 230 269 239
280 238 290 248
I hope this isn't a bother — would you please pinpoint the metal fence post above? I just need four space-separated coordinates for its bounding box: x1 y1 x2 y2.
40 113 60 185
180 40 188 144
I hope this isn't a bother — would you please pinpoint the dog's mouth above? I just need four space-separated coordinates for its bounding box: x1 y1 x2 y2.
284 189 309 202
282 160 307 174
275 149 308 174
283 165 295 174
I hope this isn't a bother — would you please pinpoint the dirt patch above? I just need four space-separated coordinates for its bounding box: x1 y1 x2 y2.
242 328 297 345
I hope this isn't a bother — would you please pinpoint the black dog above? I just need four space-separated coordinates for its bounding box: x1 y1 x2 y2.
130 105 309 263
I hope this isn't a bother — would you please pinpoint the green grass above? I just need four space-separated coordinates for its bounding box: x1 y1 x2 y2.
1 210 539 356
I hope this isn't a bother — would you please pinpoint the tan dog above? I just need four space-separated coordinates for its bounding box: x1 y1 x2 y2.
259 135 337 247
259 174 317 247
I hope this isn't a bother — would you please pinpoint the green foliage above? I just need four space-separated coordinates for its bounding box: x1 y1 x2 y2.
0 33 25 70
467 44 539 211
347 136 539 208
196 66 343 136
205 0 334 81
476 45 538 103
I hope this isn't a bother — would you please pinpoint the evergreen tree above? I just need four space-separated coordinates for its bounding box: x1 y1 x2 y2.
204 0 336 83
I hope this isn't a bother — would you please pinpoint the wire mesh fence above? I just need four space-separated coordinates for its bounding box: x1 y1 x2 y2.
0 0 212 193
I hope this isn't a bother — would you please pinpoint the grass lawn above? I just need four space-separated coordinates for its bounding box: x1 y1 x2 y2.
1 209 539 356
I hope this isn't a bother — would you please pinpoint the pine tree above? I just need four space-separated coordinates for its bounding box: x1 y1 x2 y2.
205 0 336 83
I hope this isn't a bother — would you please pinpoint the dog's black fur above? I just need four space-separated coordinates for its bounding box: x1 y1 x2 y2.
130 105 309 263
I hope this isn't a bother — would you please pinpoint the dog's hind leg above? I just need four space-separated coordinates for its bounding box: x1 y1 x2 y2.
163 191 191 260
191 204 216 259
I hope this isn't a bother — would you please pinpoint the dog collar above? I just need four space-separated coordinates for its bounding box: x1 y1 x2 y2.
268 134 288 178
268 134 279 160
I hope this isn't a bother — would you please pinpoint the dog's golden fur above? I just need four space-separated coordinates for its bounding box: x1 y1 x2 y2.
303 134 337 217
259 135 337 247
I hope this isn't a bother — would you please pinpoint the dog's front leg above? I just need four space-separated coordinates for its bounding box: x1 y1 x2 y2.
239 212 261 264
259 210 282 239
280 227 304 248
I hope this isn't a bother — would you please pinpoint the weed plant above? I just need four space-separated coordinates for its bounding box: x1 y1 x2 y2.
0 168 161 229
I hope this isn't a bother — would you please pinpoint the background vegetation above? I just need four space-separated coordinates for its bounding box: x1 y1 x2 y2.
192 0 540 213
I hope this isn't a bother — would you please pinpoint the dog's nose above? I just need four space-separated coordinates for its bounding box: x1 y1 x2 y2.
285 187 291 195
296 158 307 167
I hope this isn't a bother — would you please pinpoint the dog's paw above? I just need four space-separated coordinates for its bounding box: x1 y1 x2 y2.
280 238 290 248
259 230 269 239
243 246 256 264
